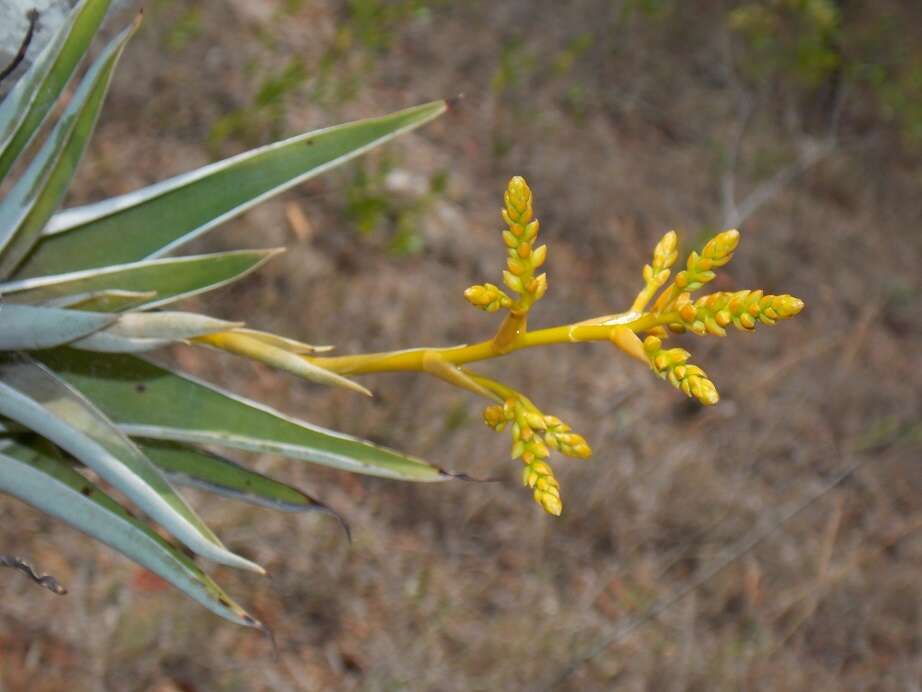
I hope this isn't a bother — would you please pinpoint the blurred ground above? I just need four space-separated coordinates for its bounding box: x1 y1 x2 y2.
1 1 921 690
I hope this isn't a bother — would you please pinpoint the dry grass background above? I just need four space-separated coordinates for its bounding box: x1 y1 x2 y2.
1 1 921 690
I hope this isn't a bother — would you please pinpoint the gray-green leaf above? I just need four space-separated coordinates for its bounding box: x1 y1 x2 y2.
0 439 262 627
39 349 451 481
0 354 264 573
0 0 111 182
71 312 241 353
0 249 280 311
0 303 114 350
18 100 447 277
139 440 342 517
0 15 140 277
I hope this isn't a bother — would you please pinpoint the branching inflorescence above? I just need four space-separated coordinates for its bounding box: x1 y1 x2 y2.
208 177 804 516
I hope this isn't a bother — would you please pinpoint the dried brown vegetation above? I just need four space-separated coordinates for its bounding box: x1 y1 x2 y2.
1 1 920 690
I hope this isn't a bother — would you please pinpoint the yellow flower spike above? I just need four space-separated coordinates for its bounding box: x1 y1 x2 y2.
295 182 805 518
465 283 513 312
535 487 563 516
483 404 508 431
474 386 581 512
544 417 593 459
651 229 741 313
491 177 550 351
632 230 679 311
521 454 563 515
643 335 720 406
671 290 805 335
505 176 534 222
701 228 741 266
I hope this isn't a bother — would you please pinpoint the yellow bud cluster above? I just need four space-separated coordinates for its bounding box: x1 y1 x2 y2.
543 415 592 459
633 231 680 312
480 393 592 515
503 175 534 226
522 459 563 516
643 336 719 405
464 283 513 313
672 290 805 336
674 229 740 292
643 230 679 285
483 403 508 431
498 177 548 307
652 229 740 313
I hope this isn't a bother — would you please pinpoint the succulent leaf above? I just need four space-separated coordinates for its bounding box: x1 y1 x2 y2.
0 304 115 350
0 354 264 573
19 101 448 277
139 440 343 520
0 15 140 277
43 289 158 312
0 0 112 181
0 250 281 311
0 439 262 627
71 312 242 353
38 349 450 482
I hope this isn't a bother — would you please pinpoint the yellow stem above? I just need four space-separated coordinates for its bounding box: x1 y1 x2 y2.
464 369 542 413
303 311 673 376
631 282 661 313
493 312 527 353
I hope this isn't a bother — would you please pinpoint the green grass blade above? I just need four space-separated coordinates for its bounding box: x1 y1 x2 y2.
0 249 280 310
71 312 241 352
0 354 264 573
0 0 111 182
39 349 451 481
0 16 140 278
0 304 114 350
0 441 262 628
17 100 447 277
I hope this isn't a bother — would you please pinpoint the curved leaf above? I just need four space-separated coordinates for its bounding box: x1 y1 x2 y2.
0 304 114 350
45 289 159 311
0 15 141 277
0 440 262 627
72 312 241 353
139 440 335 514
229 328 333 354
39 349 450 481
0 249 280 311
194 331 369 396
18 100 447 277
0 354 264 573
0 0 111 182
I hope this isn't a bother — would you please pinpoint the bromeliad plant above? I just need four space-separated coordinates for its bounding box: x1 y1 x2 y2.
0 1 448 628
0 1 804 629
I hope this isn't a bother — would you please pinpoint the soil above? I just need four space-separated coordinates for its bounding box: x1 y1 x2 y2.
1 2 920 690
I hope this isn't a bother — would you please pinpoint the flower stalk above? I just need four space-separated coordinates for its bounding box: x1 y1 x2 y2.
202 177 804 515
